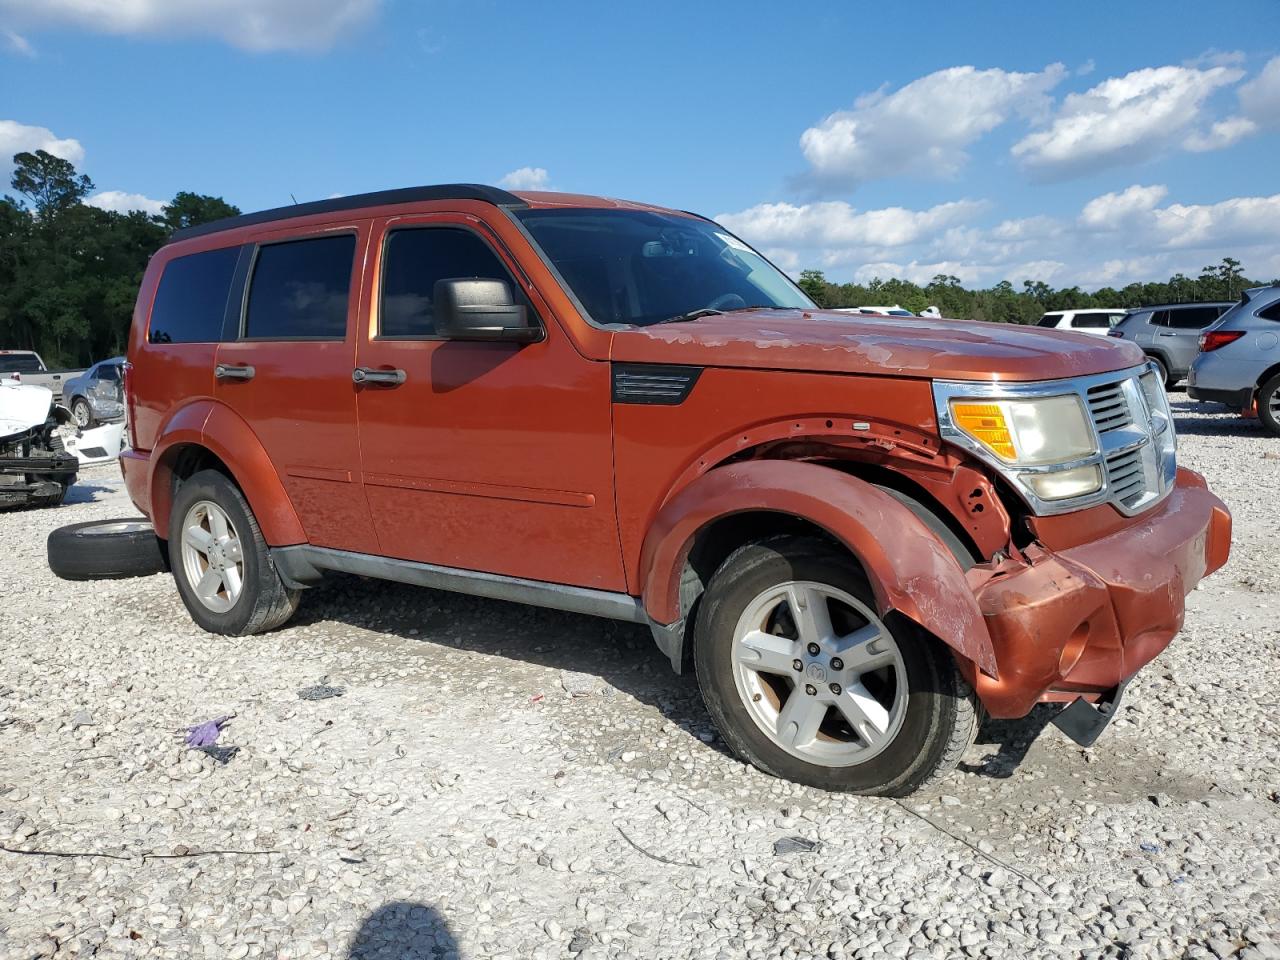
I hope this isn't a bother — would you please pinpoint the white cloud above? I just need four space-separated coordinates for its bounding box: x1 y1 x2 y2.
717 199 985 250
1238 55 1280 128
1184 115 1258 152
0 119 85 170
0 0 381 52
797 64 1066 191
86 190 165 216
498 166 551 191
3 27 35 56
717 183 1280 291
1012 65 1243 179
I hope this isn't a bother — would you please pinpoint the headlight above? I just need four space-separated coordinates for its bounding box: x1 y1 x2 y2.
949 394 1097 465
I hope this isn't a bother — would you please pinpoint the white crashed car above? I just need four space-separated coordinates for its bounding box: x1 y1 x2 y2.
0 377 78 508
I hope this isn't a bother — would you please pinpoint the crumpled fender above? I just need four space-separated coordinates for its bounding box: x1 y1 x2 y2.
149 399 306 545
639 460 998 677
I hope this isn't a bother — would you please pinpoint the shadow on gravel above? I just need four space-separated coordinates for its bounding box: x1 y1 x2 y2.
292 574 730 758
347 901 458 959
1169 401 1268 438
958 705 1059 779
63 483 115 504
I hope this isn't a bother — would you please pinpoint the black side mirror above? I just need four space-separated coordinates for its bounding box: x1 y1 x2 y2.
433 278 542 343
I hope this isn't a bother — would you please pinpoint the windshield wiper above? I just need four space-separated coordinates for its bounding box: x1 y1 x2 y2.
656 308 724 325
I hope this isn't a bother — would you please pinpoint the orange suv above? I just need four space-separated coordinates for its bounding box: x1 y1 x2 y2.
121 185 1232 795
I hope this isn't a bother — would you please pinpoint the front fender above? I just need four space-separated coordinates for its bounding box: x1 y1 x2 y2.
150 400 306 546
640 460 997 677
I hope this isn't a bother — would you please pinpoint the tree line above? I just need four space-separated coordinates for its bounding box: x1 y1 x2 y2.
2 149 1273 367
797 258 1272 325
0 150 238 368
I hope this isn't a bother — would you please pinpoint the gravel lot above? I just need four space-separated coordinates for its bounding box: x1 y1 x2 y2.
2 397 1278 960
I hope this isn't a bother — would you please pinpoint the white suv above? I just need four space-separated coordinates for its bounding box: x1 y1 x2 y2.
1037 309 1127 337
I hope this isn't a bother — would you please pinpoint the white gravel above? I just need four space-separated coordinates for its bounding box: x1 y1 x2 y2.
1 396 1278 960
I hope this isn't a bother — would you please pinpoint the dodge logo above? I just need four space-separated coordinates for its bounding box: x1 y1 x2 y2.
806 663 828 684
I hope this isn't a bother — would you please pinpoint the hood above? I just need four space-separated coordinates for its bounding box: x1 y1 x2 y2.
0 381 54 438
609 309 1146 382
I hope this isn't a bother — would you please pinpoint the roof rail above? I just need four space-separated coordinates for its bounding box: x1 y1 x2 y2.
169 184 526 243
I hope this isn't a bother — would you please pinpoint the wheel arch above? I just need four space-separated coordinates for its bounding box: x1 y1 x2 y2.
640 460 997 678
149 400 306 546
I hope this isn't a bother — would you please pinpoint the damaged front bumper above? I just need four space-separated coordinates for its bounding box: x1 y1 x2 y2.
962 467 1231 728
0 451 80 505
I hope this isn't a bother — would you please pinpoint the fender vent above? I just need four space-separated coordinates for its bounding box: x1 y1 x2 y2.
611 364 702 405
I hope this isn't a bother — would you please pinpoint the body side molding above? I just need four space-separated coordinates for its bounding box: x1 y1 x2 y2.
272 545 647 624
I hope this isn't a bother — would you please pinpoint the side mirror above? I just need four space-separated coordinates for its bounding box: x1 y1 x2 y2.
433 278 542 343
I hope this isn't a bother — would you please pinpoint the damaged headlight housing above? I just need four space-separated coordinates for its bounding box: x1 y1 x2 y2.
934 365 1176 517
947 394 1101 501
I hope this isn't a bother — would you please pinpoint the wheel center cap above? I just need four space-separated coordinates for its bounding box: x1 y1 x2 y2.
805 662 828 684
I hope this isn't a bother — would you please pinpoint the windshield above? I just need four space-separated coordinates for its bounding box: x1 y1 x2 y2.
512 208 813 326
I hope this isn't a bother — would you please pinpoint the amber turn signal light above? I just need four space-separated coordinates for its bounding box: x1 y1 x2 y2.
950 402 1016 460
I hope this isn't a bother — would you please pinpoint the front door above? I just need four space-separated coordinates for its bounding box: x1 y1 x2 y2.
353 214 624 590
213 222 378 553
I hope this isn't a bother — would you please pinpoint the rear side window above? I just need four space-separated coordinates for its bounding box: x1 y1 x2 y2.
97 363 121 382
1260 300 1280 321
379 227 527 337
1149 310 1171 327
245 235 356 340
1167 306 1221 329
149 246 240 344
1037 314 1062 327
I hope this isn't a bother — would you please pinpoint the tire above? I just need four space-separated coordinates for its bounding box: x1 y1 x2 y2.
167 469 299 635
48 518 166 580
1259 374 1280 438
71 397 94 429
1146 355 1172 388
693 536 979 796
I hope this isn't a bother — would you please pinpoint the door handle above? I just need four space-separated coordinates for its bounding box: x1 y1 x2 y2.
1157 332 1178 337
352 367 407 386
215 363 256 381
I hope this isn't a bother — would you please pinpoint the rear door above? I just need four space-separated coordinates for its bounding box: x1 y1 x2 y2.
1164 306 1223 373
352 213 625 590
212 222 378 552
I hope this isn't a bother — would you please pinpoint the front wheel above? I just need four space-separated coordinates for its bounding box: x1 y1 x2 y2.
71 398 94 429
693 537 979 796
168 469 299 635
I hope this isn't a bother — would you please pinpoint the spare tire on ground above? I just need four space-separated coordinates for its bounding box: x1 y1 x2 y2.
47 518 167 581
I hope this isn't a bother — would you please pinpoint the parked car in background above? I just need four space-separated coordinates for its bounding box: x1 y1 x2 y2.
0 350 85 402
1107 302 1232 387
119 183 1231 796
61 356 126 428
1036 309 1127 338
1188 284 1280 436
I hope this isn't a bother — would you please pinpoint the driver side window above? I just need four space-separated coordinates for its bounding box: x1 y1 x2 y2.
379 227 531 338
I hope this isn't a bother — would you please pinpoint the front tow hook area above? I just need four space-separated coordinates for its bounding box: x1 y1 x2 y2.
1050 679 1130 747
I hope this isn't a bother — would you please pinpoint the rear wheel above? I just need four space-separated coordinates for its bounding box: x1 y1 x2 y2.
1259 374 1280 438
693 536 978 796
1146 355 1172 388
168 469 299 634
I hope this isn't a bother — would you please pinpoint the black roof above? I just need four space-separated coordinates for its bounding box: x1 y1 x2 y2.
1126 301 1234 311
170 184 526 243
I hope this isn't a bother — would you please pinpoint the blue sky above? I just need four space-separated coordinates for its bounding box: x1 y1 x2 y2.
2 0 1278 289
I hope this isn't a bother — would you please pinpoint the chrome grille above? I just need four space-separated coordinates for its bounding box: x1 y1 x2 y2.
1086 381 1133 432
1104 447 1147 505
1082 368 1177 515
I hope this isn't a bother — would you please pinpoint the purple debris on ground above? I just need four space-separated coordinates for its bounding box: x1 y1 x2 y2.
184 715 232 748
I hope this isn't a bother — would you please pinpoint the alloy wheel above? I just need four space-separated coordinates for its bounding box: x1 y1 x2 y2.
730 580 908 767
180 500 245 613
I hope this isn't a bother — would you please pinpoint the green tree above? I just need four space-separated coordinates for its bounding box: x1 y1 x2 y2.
161 191 241 232
9 150 94 220
797 269 827 305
